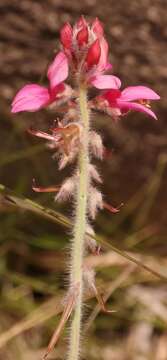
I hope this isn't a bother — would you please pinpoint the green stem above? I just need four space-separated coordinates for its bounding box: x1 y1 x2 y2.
68 85 90 360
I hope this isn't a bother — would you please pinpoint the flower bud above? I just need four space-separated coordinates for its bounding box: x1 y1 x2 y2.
76 15 87 29
60 22 73 49
85 39 101 69
76 25 89 47
92 17 104 37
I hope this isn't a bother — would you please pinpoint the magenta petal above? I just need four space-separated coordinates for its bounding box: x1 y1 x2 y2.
121 86 160 101
47 51 68 90
11 84 50 113
91 75 121 89
117 100 158 120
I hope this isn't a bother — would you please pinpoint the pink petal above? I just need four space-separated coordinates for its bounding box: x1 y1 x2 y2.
91 75 121 89
49 83 65 101
105 63 113 71
117 100 158 120
92 18 104 36
97 37 109 71
11 84 50 113
121 86 160 101
47 51 68 90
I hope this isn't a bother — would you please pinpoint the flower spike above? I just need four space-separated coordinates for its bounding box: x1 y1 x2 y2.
11 16 160 360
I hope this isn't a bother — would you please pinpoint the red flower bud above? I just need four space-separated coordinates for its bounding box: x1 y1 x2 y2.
76 26 89 47
60 22 73 49
92 18 104 37
76 15 87 29
85 39 101 69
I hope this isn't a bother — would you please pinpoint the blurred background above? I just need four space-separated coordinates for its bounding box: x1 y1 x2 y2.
0 0 167 359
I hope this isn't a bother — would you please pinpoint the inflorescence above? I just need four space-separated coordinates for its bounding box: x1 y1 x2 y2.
11 16 160 360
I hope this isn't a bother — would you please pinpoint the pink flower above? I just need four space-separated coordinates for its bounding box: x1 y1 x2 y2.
11 52 69 113
98 86 160 119
60 17 121 90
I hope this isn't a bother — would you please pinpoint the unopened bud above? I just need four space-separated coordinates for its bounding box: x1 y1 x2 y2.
76 15 87 29
85 39 101 69
92 18 104 37
77 26 89 47
60 22 73 49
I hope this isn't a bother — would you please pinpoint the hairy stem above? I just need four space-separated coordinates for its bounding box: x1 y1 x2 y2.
68 85 90 360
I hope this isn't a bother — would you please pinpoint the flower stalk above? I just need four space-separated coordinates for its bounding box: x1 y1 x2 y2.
11 15 160 360
68 84 90 360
